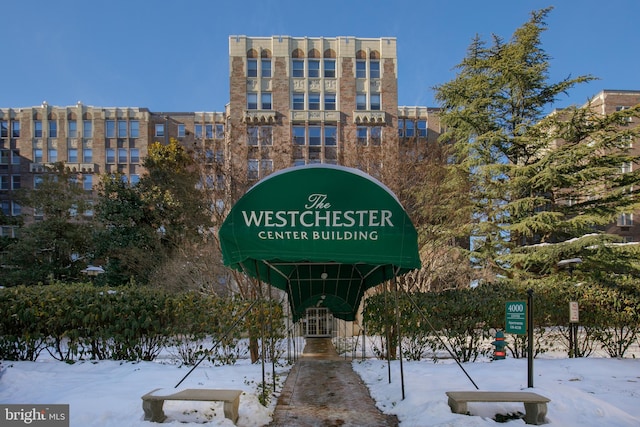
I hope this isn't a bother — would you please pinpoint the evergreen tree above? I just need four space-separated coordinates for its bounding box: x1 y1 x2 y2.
433 7 640 282
4 163 95 285
93 172 162 286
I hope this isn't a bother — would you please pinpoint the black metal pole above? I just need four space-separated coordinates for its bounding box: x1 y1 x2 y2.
527 289 534 388
392 274 405 400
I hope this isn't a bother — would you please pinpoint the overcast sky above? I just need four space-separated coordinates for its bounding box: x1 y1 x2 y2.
2 0 638 112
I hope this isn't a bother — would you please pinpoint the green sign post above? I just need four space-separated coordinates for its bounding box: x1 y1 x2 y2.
505 301 527 335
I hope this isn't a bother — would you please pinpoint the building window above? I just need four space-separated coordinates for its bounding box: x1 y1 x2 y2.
260 126 273 146
177 124 186 138
293 126 306 145
83 148 92 163
118 120 127 137
203 150 214 163
33 148 43 163
195 125 203 138
247 127 258 146
34 175 43 189
130 148 140 163
370 60 380 78
106 148 115 163
261 93 272 110
309 126 321 146
248 159 259 180
0 175 7 190
261 59 271 78
82 174 93 191
49 121 57 138
292 59 304 77
155 124 164 137
618 213 633 226
118 148 128 163
324 94 336 111
309 94 320 111
130 174 140 186
68 121 77 138
1 121 9 137
371 126 382 145
12 121 20 137
83 120 92 138
261 159 273 176
417 120 427 137
11 149 20 165
370 94 381 111
130 120 139 138
357 127 368 145
0 201 9 215
68 148 78 163
324 59 336 78
215 149 224 164
34 121 42 138
247 93 258 110
356 60 366 78
616 106 633 123
247 159 272 180
406 121 415 137
308 59 320 77
247 126 272 146
106 120 116 138
325 126 337 146
12 201 21 216
48 148 57 162
205 124 214 139
356 94 367 111
215 124 224 139
1 225 17 238
293 93 305 110
11 175 20 190
0 150 8 165
247 59 258 77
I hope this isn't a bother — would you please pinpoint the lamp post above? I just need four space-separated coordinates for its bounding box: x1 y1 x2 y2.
558 258 582 358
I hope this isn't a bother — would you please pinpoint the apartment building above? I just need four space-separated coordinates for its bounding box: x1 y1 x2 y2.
227 35 400 182
588 90 640 241
1 36 439 238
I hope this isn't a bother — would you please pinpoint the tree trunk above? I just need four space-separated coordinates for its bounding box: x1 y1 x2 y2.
249 335 259 363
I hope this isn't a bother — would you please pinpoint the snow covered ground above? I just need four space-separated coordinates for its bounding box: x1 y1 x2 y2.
1 346 639 426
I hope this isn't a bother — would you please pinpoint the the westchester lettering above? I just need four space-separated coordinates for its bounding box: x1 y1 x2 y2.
241 194 393 242
241 194 394 228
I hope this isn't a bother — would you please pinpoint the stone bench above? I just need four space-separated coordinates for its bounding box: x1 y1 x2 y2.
446 391 550 425
141 388 242 423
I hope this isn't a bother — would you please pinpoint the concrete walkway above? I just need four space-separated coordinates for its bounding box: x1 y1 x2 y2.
269 338 398 427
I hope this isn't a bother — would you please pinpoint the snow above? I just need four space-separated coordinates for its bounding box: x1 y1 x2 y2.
1 347 639 426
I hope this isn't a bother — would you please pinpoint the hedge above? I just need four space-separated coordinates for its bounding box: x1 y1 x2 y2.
362 279 640 361
0 283 283 363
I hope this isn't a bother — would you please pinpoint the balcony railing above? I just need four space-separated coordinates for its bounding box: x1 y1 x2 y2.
353 111 387 125
29 162 96 173
290 110 340 122
243 110 277 124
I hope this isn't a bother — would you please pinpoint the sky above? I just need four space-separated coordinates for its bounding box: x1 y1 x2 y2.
1 0 639 113
1 342 638 426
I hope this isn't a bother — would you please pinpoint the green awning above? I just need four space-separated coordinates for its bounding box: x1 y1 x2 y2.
219 165 420 321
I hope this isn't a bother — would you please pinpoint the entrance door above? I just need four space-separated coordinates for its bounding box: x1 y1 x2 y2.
305 307 333 337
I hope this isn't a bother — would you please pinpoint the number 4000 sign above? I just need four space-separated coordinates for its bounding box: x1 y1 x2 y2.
505 301 527 335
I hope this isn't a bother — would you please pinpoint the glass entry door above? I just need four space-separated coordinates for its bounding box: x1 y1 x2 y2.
305 307 333 337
